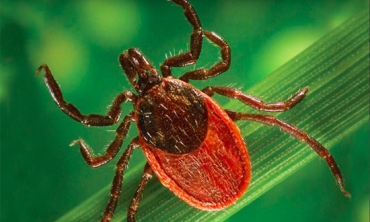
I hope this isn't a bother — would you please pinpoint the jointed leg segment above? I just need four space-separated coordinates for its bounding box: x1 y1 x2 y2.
70 112 136 168
161 0 203 77
101 137 141 222
127 163 153 222
179 31 231 82
36 64 135 126
203 86 309 112
160 0 231 82
226 110 351 197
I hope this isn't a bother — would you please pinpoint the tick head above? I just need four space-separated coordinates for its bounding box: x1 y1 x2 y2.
120 48 162 95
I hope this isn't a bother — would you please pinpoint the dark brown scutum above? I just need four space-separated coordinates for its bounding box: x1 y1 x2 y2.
137 79 207 154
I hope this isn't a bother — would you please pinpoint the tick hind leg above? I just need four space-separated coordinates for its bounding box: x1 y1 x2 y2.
36 64 135 126
226 110 351 197
202 86 309 112
101 137 140 222
127 163 153 222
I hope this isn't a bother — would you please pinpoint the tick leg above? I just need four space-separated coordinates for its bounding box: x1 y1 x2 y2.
36 64 136 126
101 137 140 222
127 163 153 222
179 31 231 82
203 86 309 112
160 0 203 77
70 112 135 168
226 110 351 197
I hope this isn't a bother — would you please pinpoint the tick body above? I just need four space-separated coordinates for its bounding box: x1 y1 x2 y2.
37 0 350 221
138 78 250 210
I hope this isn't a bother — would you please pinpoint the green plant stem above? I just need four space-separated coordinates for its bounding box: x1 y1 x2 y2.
57 11 369 222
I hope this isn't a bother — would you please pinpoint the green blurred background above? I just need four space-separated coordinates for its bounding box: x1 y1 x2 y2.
1 0 368 221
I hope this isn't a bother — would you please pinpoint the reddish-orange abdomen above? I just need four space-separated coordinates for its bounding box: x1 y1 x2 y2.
141 88 251 210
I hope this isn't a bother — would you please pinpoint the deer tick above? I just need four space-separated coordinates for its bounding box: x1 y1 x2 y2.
37 0 350 221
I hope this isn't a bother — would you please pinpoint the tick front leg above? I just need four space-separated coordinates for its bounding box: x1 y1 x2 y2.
101 137 140 222
160 0 202 77
70 113 135 168
203 86 308 112
179 31 231 82
127 163 153 222
226 110 351 197
36 64 136 126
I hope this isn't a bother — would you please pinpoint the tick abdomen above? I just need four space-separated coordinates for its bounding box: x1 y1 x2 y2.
141 90 251 209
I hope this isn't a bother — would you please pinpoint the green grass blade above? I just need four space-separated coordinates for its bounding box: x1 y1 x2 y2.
57 11 369 222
